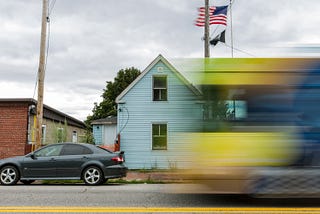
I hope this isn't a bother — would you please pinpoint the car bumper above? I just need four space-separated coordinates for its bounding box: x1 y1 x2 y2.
104 164 128 179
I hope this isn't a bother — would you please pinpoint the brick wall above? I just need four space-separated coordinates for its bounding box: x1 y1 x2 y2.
0 103 28 159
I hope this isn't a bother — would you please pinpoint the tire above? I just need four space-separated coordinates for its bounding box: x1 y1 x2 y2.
21 180 35 185
82 166 104 185
0 166 20 185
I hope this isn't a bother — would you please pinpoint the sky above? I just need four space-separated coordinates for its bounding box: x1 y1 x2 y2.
1 0 319 121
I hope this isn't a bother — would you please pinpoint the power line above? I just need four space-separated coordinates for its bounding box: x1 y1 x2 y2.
224 43 256 57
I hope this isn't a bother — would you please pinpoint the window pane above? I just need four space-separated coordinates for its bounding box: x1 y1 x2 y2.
160 90 167 101
152 136 167 150
61 145 93 155
153 89 167 101
154 76 166 88
152 124 159 135
153 89 161 101
160 124 167 135
35 145 63 157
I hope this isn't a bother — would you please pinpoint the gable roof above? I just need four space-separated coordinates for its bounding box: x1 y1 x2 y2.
116 54 201 103
91 116 117 125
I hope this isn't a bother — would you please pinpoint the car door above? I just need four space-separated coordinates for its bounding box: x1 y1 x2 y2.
22 144 63 178
55 144 93 178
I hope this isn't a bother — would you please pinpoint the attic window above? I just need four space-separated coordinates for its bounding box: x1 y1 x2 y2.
153 76 167 101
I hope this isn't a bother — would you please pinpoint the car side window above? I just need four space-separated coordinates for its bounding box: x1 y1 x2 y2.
60 145 93 156
34 145 63 157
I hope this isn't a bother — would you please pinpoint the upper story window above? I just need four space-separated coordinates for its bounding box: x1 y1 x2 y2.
153 76 167 101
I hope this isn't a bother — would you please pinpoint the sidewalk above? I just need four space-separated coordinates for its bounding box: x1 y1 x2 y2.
123 171 186 183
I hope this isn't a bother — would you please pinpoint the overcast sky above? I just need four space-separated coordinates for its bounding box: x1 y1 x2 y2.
1 0 319 121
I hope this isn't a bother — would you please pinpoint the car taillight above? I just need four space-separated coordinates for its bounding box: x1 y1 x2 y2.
111 156 124 163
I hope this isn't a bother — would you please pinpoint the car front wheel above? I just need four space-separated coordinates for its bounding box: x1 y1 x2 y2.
83 166 104 185
0 166 20 185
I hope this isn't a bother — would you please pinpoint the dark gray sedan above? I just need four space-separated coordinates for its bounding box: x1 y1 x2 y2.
0 143 127 185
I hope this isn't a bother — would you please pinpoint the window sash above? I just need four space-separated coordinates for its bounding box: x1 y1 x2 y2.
153 76 167 101
152 124 167 150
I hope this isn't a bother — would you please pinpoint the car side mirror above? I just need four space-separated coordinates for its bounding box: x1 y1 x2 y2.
30 154 36 159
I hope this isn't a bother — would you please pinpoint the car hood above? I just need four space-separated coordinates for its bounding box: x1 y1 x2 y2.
0 156 25 165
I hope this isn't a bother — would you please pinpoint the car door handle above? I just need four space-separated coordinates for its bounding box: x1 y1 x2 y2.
50 158 56 161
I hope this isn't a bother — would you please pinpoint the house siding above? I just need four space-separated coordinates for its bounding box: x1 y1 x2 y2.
40 118 86 145
93 125 103 145
118 60 202 169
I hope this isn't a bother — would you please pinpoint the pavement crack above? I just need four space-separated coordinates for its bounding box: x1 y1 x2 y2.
80 188 88 193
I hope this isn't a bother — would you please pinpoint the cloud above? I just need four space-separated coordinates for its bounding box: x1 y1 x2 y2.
0 0 319 120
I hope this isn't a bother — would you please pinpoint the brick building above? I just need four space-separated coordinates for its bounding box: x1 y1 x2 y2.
0 98 86 159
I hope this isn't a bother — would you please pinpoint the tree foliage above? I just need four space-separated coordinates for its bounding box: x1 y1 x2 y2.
85 67 141 127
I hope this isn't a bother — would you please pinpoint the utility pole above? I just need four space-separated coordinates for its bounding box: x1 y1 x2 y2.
204 0 210 58
35 0 48 151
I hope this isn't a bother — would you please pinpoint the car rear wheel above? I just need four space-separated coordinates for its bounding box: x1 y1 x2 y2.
0 166 20 185
83 166 104 185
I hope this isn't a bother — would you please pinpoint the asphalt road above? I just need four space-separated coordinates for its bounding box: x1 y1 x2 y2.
1 183 320 213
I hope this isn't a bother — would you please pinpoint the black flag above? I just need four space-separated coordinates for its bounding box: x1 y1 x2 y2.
210 30 226 46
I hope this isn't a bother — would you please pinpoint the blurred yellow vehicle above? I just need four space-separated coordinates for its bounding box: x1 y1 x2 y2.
183 58 320 197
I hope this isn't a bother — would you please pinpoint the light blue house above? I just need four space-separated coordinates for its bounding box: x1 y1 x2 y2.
116 55 202 169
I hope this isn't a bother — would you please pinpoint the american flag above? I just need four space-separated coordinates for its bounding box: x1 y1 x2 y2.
195 5 228 27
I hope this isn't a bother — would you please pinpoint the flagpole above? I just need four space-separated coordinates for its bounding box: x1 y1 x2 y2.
229 0 234 58
204 0 210 58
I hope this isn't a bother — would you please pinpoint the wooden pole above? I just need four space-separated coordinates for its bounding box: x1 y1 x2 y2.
204 0 210 58
35 0 48 151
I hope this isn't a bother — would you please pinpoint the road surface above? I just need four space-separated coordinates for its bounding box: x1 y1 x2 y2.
1 183 320 213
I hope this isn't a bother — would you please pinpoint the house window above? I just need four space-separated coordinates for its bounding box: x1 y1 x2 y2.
152 124 167 150
153 76 167 101
41 125 46 145
72 131 78 143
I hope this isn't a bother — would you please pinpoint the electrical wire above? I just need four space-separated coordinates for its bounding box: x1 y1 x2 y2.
118 106 129 134
224 43 256 57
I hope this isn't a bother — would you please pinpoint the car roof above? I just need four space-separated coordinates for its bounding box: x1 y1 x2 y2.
39 142 108 152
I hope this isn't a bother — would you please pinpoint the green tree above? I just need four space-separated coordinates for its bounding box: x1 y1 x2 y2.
85 67 141 127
